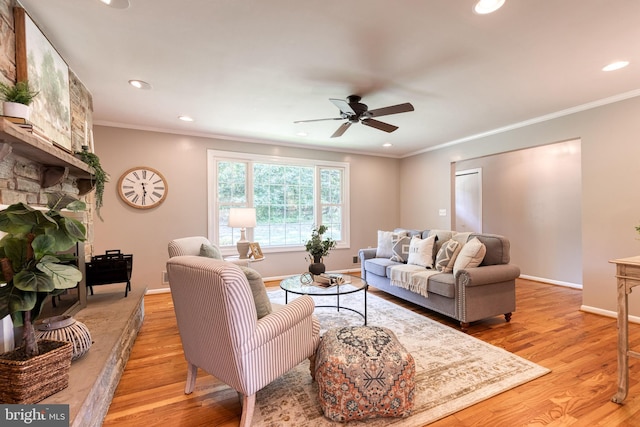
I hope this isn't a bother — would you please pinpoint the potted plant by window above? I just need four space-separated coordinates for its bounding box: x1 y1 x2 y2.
0 80 39 120
304 225 337 275
0 193 86 403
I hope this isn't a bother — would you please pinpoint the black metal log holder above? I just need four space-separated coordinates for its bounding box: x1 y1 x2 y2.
85 250 133 297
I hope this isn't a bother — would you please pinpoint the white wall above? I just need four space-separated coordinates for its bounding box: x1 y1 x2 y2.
92 126 400 290
400 95 640 316
455 139 582 286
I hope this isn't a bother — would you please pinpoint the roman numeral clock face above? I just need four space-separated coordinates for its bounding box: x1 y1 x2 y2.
117 167 168 209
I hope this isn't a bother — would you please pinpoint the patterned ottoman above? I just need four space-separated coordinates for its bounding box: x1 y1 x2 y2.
315 326 415 422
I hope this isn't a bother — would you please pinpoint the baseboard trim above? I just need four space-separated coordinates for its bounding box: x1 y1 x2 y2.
580 305 640 324
519 274 582 289
145 269 363 294
146 287 171 295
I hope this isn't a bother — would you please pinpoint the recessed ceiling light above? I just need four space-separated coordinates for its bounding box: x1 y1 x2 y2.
602 61 630 72
128 80 151 90
99 0 130 9
178 115 194 122
382 142 393 148
296 131 308 137
474 0 505 14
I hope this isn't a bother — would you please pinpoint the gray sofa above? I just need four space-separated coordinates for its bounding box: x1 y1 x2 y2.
359 229 520 330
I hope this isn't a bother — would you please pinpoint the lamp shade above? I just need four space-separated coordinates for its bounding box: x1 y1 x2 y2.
228 208 256 228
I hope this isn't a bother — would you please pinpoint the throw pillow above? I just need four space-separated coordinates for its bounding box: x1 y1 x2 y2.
434 239 461 273
375 230 394 258
240 266 273 319
199 242 222 259
390 235 411 263
452 237 486 276
407 234 437 268
376 230 407 258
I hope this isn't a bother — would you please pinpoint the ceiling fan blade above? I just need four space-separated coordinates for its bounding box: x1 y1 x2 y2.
367 102 414 117
330 98 356 116
331 122 352 138
361 118 398 133
294 117 343 123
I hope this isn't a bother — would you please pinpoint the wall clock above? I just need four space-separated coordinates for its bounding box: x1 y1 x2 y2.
118 166 168 209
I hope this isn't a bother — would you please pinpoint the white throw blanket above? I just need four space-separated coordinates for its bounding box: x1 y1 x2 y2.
389 265 440 298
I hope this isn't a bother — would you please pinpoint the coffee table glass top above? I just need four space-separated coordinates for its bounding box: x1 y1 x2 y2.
280 273 366 296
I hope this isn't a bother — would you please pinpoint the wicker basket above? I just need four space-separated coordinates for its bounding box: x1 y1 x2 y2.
0 339 72 404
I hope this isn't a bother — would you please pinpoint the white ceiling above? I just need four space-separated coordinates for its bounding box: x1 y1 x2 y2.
18 0 640 157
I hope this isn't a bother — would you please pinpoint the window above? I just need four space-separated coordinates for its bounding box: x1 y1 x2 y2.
207 150 349 252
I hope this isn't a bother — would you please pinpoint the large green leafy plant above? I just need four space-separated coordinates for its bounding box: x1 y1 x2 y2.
0 194 86 358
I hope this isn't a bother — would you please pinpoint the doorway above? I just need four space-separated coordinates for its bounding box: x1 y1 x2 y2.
454 168 482 233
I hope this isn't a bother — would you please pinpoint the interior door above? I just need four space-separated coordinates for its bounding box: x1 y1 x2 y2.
455 168 482 233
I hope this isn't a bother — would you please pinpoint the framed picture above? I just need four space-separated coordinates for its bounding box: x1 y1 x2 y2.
249 242 264 260
14 7 72 151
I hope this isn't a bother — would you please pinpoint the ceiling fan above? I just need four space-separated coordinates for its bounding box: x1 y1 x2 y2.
294 95 414 138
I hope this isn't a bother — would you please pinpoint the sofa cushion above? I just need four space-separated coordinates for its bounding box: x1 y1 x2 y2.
434 239 462 273
427 273 456 298
365 257 401 277
470 233 510 265
390 235 411 263
428 230 454 253
453 237 486 275
395 228 425 238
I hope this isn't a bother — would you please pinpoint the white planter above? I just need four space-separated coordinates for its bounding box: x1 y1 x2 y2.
2 101 30 120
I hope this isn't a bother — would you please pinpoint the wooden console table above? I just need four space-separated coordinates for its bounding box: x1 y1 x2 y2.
610 256 640 404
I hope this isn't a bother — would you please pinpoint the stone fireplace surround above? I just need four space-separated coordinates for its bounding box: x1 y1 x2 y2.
0 4 143 423
0 121 145 426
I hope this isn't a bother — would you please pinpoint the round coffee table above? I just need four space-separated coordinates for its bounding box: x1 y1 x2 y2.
280 273 368 325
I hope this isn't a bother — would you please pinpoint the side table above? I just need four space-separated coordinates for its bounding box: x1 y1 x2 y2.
610 256 640 404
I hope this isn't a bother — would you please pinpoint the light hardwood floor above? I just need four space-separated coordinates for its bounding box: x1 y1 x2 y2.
103 279 640 426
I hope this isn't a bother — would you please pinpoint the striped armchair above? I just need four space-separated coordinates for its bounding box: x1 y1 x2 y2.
166 255 320 427
167 235 213 257
168 235 250 266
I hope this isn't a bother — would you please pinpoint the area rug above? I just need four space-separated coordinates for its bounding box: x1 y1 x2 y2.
251 290 550 426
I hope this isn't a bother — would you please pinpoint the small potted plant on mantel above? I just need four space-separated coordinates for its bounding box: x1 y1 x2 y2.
0 193 86 404
305 225 337 275
0 80 39 120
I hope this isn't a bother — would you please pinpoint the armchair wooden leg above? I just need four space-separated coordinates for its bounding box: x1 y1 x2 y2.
460 322 470 332
239 393 256 427
185 362 198 394
505 312 512 322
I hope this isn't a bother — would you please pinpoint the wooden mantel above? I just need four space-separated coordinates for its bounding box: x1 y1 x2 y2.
0 119 93 179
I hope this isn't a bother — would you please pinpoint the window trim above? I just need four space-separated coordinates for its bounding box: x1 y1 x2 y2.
207 149 350 254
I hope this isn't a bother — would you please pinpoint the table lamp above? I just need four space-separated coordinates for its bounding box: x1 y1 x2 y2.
228 208 256 259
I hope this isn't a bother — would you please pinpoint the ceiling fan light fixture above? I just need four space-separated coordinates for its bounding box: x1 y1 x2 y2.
474 0 505 14
602 61 629 72
128 79 151 90
99 0 130 9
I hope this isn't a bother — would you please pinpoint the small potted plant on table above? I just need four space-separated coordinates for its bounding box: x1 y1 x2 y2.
305 225 337 275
